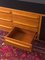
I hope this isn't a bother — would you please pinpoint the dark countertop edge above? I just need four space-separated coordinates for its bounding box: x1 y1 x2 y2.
0 1 45 14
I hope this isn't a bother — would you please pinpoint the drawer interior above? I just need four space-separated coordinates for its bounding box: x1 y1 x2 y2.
4 27 36 51
8 27 36 43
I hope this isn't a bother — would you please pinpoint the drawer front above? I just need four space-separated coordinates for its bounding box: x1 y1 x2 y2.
13 22 38 32
0 7 11 13
0 19 13 28
12 9 39 19
0 25 12 32
12 10 40 32
13 14 39 27
4 37 32 52
0 11 11 21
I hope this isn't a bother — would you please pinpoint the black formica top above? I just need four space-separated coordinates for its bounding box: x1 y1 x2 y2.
0 0 45 14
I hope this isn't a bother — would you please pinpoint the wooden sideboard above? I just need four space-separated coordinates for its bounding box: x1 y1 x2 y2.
0 6 45 51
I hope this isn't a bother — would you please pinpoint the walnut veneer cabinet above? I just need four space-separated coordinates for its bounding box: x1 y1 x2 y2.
0 7 45 51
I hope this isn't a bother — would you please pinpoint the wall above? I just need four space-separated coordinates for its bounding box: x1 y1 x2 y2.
19 0 45 4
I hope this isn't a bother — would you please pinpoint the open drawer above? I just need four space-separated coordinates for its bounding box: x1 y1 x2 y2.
4 27 37 51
